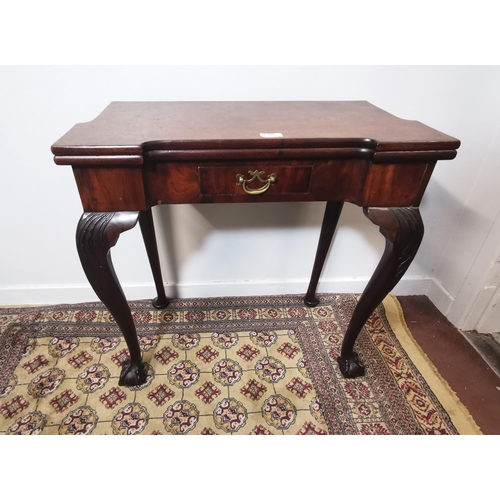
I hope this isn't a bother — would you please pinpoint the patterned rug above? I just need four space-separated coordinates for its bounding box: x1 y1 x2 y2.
0 294 480 435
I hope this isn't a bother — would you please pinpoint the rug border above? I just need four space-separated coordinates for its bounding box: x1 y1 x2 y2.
383 295 482 435
1 295 482 435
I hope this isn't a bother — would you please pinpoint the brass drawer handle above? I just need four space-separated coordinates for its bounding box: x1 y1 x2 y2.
236 170 276 195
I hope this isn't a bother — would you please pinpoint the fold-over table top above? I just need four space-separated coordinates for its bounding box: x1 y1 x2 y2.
51 101 460 164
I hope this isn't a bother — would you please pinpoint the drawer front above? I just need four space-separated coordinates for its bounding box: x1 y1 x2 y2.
144 159 430 207
199 164 312 197
145 160 369 205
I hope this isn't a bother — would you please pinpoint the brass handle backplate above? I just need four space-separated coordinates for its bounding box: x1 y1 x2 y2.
236 170 276 195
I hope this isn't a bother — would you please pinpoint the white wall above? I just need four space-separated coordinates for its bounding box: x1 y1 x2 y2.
1 66 499 330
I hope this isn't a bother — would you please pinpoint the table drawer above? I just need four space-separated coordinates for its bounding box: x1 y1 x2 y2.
199 163 313 196
145 159 368 205
144 159 430 207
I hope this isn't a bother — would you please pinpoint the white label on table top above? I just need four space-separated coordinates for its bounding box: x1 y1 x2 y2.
260 132 283 138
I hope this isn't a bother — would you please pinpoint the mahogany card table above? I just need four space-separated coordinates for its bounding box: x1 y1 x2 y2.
51 101 460 387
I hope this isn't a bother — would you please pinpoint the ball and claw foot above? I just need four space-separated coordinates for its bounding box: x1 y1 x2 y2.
119 359 147 386
337 352 365 378
152 296 170 309
304 295 320 308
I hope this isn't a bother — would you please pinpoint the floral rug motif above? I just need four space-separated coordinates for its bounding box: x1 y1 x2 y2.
0 294 479 435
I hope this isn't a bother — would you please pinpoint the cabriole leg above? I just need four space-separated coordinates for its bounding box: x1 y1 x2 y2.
138 208 170 309
76 211 146 387
304 201 344 307
338 207 424 378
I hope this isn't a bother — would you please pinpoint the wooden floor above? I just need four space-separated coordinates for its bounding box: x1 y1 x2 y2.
398 295 500 435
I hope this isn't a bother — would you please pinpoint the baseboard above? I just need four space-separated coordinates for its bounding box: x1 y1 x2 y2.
426 277 456 316
0 276 438 306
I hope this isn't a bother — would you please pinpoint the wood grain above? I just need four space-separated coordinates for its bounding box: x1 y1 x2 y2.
52 101 460 166
73 167 147 212
362 163 430 207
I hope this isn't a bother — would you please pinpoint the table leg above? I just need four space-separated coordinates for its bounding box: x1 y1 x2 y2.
138 208 170 309
76 211 147 387
304 201 344 307
338 207 424 378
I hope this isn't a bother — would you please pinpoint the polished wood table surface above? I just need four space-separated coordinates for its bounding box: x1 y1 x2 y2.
52 101 460 386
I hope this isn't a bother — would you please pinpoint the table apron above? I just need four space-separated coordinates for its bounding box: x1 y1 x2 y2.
72 159 435 212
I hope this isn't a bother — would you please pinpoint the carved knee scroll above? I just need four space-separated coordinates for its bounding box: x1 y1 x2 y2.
364 207 424 287
338 207 424 378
